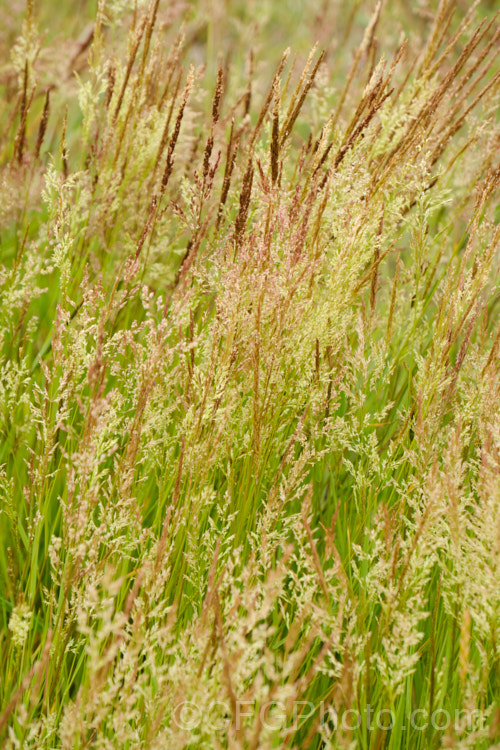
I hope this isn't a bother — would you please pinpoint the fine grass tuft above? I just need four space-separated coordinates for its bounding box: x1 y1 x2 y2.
0 1 500 747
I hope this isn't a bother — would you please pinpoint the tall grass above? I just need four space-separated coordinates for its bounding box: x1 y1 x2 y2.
0 0 499 747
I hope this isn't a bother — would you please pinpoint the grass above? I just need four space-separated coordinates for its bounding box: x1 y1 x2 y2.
0 0 500 747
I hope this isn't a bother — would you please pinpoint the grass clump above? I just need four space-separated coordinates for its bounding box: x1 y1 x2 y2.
1 0 500 747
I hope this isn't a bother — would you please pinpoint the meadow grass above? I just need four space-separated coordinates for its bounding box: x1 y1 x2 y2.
0 0 500 747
